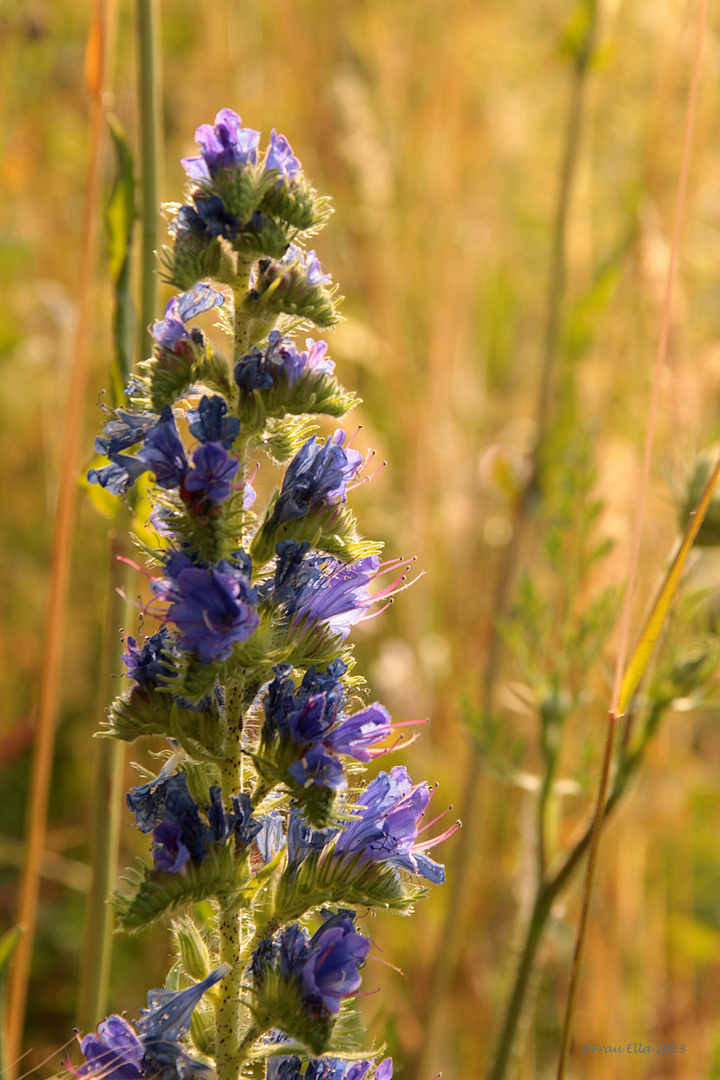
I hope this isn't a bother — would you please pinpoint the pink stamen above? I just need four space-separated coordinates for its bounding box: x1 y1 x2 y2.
116 588 167 623
344 424 363 449
366 459 387 481
413 820 461 852
364 730 423 758
348 986 381 1001
372 556 412 579
371 571 408 600
369 954 406 977
418 805 453 834
346 476 370 493
116 554 154 581
360 599 393 621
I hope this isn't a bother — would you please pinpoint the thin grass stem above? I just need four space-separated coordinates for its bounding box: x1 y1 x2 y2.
555 3 709 1076
412 8 598 1079
77 540 129 1032
5 4 110 1071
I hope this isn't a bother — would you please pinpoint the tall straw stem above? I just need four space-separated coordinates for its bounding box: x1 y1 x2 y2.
4 3 111 1072
555 2 708 1076
412 7 598 1079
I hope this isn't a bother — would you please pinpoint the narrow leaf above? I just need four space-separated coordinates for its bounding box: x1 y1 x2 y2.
618 453 720 715
0 926 23 1077
105 114 137 404
0 926 22 977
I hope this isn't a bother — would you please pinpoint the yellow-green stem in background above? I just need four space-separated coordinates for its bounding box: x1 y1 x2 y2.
555 1 708 1076
77 542 130 1032
412 6 599 1078
137 0 162 358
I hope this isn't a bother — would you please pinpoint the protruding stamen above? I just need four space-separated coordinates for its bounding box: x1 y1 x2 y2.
418 805 454 834
413 820 462 853
344 424 364 449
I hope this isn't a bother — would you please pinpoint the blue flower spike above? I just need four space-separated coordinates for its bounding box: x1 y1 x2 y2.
88 106 458 1080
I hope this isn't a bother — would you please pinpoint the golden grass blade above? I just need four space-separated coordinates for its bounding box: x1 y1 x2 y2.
617 453 720 717
4 3 110 1073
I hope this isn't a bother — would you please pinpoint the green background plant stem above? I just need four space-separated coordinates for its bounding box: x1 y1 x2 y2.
556 0 706 1073
411 6 598 1078
77 544 129 1032
137 0 162 358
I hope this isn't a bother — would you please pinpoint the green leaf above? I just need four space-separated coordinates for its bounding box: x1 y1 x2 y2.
105 114 137 404
0 926 23 1077
113 846 249 933
274 851 425 922
0 925 22 974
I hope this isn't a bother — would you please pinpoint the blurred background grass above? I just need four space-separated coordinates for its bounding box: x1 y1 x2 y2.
4 0 720 1077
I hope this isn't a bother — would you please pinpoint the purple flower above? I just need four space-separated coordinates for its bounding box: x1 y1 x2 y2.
227 790 263 847
263 660 346 743
243 479 257 509
182 108 259 179
184 442 240 502
151 821 190 874
94 409 159 456
287 695 331 744
335 766 459 885
280 336 335 388
68 1015 144 1080
151 296 188 348
267 1061 303 1080
281 244 331 286
264 129 301 181
289 554 380 640
255 810 286 863
136 407 189 490
263 914 368 1017
173 203 207 237
69 968 231 1080
234 331 335 395
308 1060 367 1080
272 431 363 525
287 808 337 868
301 915 370 1014
233 331 283 393
137 965 230 1080
126 771 209 863
287 742 347 791
137 964 230 1040
151 284 223 349
269 1059 392 1080
122 626 179 693
194 195 239 239
303 250 332 286
325 703 393 762
87 453 149 496
152 561 258 662
186 394 240 449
